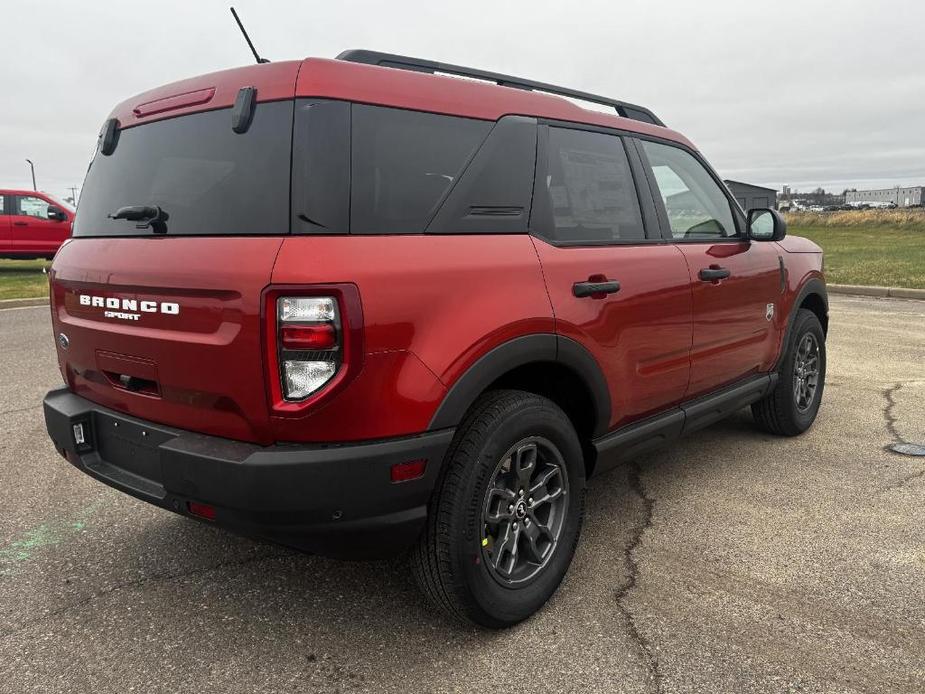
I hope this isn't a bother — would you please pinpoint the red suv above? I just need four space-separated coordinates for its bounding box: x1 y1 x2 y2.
42 51 827 627
1 189 73 259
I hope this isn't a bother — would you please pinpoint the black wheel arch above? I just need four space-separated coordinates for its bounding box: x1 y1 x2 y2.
776 277 828 370
428 334 611 438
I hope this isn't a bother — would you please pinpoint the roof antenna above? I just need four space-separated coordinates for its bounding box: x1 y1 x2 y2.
230 7 269 64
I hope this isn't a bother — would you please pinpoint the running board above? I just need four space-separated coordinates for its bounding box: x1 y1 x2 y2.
591 373 778 477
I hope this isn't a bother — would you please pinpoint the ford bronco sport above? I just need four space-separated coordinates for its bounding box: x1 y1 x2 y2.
43 51 827 628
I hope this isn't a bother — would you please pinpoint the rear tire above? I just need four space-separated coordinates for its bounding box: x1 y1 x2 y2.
752 308 826 436
411 389 586 628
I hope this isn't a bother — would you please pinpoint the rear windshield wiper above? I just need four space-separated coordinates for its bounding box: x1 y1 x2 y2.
108 205 169 233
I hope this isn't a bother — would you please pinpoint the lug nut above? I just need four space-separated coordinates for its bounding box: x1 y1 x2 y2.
512 522 518 530
508 504 514 512
528 497 534 505
518 489 525 497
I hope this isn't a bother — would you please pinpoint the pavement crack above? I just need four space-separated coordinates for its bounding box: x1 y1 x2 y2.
882 383 907 444
881 467 925 491
615 461 663 694
0 549 287 639
879 382 925 492
0 404 42 417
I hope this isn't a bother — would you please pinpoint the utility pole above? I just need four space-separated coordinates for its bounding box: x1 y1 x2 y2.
68 187 79 205
25 159 37 191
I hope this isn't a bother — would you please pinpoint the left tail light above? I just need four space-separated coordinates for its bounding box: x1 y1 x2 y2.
278 297 339 399
264 286 363 414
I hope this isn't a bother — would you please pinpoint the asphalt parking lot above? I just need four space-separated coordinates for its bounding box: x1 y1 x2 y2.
1 295 923 693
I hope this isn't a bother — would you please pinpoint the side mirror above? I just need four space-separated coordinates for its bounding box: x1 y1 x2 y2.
47 206 67 222
747 208 786 242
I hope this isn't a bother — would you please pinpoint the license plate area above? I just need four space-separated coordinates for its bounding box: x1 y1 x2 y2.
88 412 175 495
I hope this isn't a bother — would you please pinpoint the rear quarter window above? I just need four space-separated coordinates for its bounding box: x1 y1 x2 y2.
74 101 292 237
350 106 491 234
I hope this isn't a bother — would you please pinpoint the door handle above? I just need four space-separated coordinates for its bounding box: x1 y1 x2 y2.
13 221 27 226
698 266 730 282
573 279 621 298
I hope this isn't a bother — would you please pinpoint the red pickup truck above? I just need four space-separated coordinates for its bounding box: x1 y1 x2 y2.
42 52 827 628
0 189 73 259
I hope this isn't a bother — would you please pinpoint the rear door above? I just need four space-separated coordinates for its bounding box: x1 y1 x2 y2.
635 139 782 399
0 194 11 253
531 124 693 430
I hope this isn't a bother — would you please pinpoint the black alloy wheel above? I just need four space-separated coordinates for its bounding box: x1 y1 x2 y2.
481 437 569 586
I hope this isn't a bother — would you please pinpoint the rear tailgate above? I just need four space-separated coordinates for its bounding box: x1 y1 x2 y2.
51 63 304 443
50 237 282 444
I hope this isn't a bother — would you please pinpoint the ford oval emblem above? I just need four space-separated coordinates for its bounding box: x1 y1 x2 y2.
58 333 70 350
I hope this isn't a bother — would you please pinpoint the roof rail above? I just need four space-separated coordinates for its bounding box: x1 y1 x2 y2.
336 49 665 127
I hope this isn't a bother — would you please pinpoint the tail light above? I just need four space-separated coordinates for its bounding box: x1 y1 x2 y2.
277 297 340 400
264 286 363 414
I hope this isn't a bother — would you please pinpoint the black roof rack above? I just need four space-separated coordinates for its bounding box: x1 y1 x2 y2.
336 49 665 127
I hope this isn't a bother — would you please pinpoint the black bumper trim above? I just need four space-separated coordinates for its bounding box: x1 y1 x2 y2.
43 388 454 559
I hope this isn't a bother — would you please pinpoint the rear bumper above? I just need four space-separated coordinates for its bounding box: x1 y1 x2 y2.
43 388 453 559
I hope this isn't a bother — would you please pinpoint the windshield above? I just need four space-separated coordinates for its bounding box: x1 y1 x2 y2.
74 101 292 237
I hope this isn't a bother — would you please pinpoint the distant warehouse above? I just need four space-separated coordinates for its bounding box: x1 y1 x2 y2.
723 180 778 211
845 186 924 207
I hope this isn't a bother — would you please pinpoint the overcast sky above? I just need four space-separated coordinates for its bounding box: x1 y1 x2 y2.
3 0 924 202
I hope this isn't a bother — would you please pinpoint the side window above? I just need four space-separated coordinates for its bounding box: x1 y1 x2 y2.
351 106 491 234
291 99 350 234
426 116 537 235
17 196 50 219
538 127 645 244
640 140 737 239
0 196 5 214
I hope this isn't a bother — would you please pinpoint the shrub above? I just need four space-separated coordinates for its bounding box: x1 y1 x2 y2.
783 209 925 230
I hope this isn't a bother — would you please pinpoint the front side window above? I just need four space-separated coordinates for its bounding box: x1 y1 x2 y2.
18 195 50 219
350 105 491 234
538 127 645 244
641 140 737 239
0 196 5 214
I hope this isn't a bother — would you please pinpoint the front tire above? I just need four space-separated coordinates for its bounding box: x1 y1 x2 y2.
752 308 826 436
411 390 586 628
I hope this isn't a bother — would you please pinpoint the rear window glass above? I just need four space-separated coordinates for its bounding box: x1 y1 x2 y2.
538 127 645 243
74 101 292 237
350 105 491 234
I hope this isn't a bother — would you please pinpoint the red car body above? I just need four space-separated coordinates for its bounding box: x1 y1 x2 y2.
43 53 827 564
0 189 73 259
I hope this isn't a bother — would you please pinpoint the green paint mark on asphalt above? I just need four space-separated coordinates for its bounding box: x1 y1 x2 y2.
0 500 103 576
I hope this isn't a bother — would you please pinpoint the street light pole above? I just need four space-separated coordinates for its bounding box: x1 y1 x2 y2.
25 159 36 191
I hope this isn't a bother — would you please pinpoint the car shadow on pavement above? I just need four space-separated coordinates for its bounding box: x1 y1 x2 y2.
4 409 785 693
164 415 759 647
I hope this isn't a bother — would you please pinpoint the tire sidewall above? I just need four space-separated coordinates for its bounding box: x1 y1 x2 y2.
783 310 826 430
451 398 585 626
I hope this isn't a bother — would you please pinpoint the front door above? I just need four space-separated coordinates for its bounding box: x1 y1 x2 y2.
11 194 70 257
637 139 782 399
531 125 693 431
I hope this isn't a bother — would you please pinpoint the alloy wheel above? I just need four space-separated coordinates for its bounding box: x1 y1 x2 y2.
793 332 821 412
481 437 569 586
